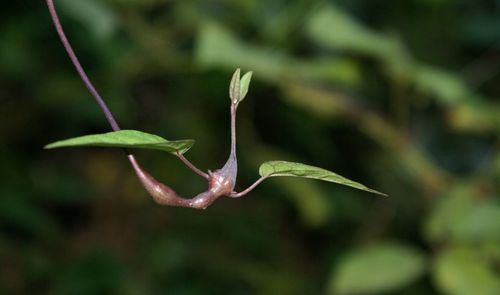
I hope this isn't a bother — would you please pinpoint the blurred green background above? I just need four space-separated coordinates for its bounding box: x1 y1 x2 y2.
1 0 500 294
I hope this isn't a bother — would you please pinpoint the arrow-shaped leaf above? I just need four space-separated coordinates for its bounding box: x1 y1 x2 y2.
259 161 386 196
45 130 195 155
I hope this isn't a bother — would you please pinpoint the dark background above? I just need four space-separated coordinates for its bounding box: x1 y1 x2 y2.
1 0 500 294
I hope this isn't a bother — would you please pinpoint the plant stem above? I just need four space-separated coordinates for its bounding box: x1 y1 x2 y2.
176 152 209 179
128 154 218 209
230 176 268 198
219 102 238 179
46 0 120 132
47 0 243 208
47 0 207 177
230 104 237 160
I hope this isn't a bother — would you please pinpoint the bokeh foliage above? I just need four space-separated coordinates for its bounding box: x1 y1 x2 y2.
1 0 500 294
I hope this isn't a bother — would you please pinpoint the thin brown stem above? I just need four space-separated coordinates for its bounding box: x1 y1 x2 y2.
176 152 209 179
230 176 268 198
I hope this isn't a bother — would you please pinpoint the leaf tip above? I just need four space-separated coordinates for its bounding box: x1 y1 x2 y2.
44 142 59 149
372 190 389 197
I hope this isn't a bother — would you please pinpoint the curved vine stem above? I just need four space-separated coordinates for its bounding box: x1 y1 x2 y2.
46 0 266 208
230 176 268 198
176 151 209 179
46 0 120 131
46 0 205 177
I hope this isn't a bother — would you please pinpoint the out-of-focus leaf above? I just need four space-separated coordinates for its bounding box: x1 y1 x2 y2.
259 161 386 196
423 185 500 244
295 58 360 85
305 5 478 107
447 101 500 134
306 5 393 57
433 247 500 295
423 185 476 243
60 0 118 40
45 130 194 155
306 5 414 80
329 243 426 294
452 203 500 242
195 21 360 86
413 65 470 105
305 3 414 79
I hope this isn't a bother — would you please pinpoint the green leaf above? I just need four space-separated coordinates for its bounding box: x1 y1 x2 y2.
329 243 426 295
229 68 241 104
259 161 386 196
45 130 194 155
239 71 253 102
433 247 500 295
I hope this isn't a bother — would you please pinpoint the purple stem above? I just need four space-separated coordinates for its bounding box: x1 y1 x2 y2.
176 152 209 179
230 176 268 198
46 0 208 179
46 1 262 208
46 0 120 132
128 155 218 209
